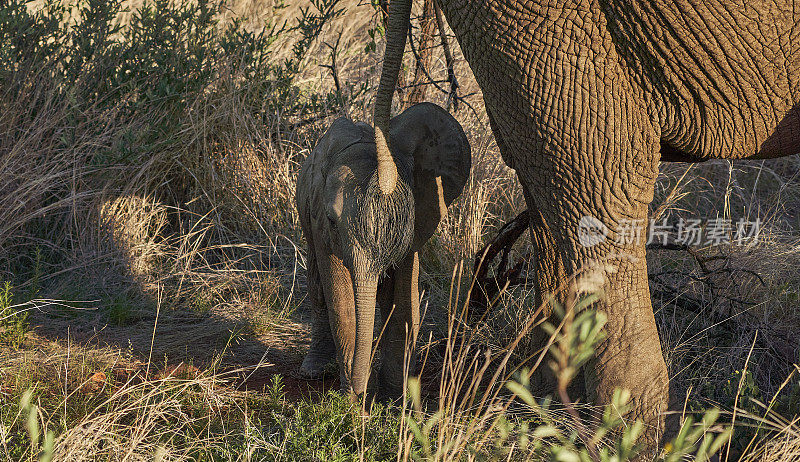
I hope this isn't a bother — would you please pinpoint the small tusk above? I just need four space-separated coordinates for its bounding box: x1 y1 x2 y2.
436 176 447 220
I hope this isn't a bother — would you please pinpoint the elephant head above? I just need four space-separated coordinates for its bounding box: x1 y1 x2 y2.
312 102 470 396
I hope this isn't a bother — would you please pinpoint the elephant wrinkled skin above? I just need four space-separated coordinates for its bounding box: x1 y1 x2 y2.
296 103 470 397
374 0 799 452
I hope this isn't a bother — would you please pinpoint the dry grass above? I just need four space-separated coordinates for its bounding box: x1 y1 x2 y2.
1 331 401 461
1 0 799 460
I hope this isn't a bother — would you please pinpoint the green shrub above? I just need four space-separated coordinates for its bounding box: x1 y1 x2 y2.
404 293 733 461
2 0 344 164
0 0 346 274
0 282 28 348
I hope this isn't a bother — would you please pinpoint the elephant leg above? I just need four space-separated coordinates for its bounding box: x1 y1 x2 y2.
521 166 668 454
298 246 337 379
378 251 420 395
519 187 573 393
313 241 357 392
523 190 669 452
376 267 398 395
583 240 669 455
496 55 668 452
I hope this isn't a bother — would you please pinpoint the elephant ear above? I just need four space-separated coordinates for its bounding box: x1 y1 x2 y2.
389 103 471 249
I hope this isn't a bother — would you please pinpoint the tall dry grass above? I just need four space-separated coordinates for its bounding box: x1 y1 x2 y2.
1 0 799 460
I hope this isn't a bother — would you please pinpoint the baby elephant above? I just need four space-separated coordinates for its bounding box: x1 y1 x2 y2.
295 103 470 398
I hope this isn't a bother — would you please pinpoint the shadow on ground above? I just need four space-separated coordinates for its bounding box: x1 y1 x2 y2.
17 208 342 399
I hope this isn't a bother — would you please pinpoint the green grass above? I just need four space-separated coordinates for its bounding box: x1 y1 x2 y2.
0 282 29 349
0 357 401 462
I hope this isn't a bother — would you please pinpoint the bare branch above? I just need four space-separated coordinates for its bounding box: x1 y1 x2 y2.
433 0 458 111
321 32 347 116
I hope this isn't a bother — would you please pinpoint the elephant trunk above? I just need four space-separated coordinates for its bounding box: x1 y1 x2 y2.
351 275 379 397
373 0 412 195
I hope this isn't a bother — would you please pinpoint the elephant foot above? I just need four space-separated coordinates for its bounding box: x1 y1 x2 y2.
377 362 407 399
346 391 377 415
298 311 338 379
298 346 336 380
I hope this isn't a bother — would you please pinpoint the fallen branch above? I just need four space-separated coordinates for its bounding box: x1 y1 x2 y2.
468 210 530 317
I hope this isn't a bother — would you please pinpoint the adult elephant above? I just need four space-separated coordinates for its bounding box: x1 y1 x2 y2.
373 0 799 450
